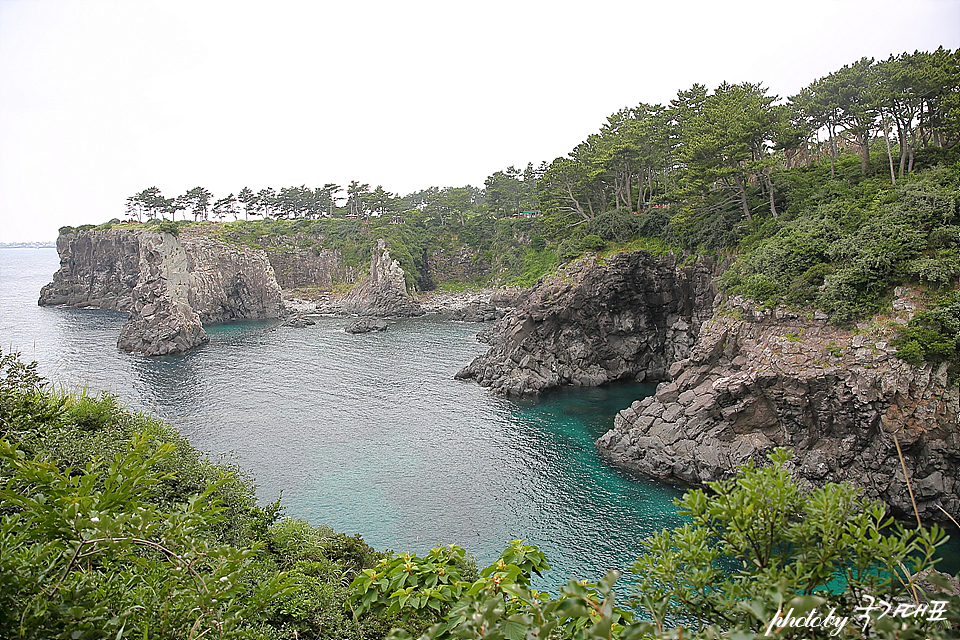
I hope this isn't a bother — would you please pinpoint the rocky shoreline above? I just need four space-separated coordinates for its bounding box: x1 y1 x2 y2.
38 229 959 521
455 251 719 395
39 227 519 355
595 294 960 522
453 250 959 524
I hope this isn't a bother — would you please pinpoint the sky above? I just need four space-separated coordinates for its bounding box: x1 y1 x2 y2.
0 0 958 242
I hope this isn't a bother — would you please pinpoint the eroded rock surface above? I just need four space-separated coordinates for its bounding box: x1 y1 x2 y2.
341 239 423 317
40 228 282 356
455 251 718 396
596 296 960 522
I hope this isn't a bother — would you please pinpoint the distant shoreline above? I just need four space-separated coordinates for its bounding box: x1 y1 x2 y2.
0 242 56 249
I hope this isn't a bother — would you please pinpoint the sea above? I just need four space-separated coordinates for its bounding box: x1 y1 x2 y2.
4 248 957 585
0 247 690 589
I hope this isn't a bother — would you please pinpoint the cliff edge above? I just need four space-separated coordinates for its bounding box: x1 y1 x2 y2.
455 250 719 395
596 295 960 522
40 228 282 355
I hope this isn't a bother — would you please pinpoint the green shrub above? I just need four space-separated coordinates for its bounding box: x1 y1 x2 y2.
579 234 605 253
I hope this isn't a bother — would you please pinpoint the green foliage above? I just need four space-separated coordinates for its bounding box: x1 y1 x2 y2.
630 448 952 637
351 451 959 640
0 434 293 638
580 234 606 253
0 350 397 640
721 169 959 327
893 291 960 379
351 540 634 640
156 220 180 236
587 210 641 243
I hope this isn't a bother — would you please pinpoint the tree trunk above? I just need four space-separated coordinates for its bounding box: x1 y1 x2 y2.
734 175 752 222
882 117 897 185
828 125 836 179
764 170 778 220
858 131 870 175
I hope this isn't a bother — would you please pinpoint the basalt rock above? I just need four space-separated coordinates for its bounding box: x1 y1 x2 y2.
596 295 960 523
40 228 282 356
341 239 423 317
345 318 388 334
455 251 719 396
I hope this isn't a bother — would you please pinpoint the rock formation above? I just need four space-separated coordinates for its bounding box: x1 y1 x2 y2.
455 251 718 396
341 239 423 317
345 318 388 334
596 295 960 523
40 228 282 356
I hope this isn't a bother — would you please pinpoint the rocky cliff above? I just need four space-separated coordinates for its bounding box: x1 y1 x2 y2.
266 248 358 291
596 295 960 523
40 228 282 356
455 250 719 396
340 239 423 317
455 249 958 522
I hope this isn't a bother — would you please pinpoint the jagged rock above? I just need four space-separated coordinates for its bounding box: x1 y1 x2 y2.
341 239 423 317
281 315 317 328
345 318 388 334
455 251 719 396
596 295 960 524
451 303 504 323
40 228 282 356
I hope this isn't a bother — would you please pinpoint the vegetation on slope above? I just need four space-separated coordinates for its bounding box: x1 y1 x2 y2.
3 348 959 638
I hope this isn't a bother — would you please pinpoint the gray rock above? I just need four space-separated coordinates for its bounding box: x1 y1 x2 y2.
456 251 719 396
41 228 282 356
596 295 960 525
341 239 423 317
345 318 388 334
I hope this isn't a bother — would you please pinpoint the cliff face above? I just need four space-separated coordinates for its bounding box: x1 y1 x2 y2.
266 248 358 291
39 231 142 311
40 229 282 356
455 251 719 396
596 295 960 522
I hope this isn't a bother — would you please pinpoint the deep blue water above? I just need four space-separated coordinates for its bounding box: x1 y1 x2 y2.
0 248 685 588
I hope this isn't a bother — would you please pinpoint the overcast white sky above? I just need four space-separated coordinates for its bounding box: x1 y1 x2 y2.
1 0 958 242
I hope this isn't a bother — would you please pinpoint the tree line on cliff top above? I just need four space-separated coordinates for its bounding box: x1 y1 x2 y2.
123 48 958 231
105 48 960 376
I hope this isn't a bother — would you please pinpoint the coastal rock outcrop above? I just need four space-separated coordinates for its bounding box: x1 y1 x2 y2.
596 296 960 522
345 318 388 334
455 251 718 396
40 228 282 356
341 239 423 317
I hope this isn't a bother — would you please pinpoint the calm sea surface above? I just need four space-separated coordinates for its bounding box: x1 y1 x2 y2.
0 247 688 587
6 248 956 581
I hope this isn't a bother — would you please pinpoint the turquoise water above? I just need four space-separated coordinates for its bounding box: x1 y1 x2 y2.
0 248 685 588
2 248 955 586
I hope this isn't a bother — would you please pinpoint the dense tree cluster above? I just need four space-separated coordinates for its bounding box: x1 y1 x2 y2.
112 48 960 367
124 49 957 236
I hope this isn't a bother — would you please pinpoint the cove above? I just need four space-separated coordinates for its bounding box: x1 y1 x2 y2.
0 248 686 588
3 248 956 586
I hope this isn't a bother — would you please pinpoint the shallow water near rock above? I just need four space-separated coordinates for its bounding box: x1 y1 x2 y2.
2 248 956 586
